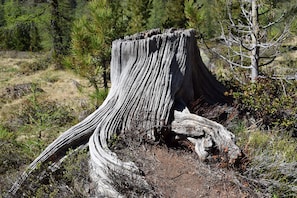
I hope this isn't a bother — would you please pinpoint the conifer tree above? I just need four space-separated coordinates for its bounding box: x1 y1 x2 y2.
0 2 4 27
163 0 186 28
184 0 225 39
123 0 150 34
66 0 124 107
49 0 76 63
0 0 42 51
147 0 165 29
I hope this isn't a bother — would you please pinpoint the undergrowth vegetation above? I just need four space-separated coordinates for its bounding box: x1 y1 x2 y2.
10 148 93 198
232 78 297 133
222 77 297 197
0 17 296 196
1 53 297 197
0 90 79 196
0 0 293 196
18 55 51 75
0 54 94 196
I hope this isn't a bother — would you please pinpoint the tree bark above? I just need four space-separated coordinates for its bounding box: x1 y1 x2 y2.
9 29 241 197
251 0 259 82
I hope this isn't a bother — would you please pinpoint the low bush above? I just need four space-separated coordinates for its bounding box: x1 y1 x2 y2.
19 56 52 75
230 78 297 133
0 21 42 51
11 148 94 198
0 125 32 195
15 94 75 129
23 101 73 127
221 77 297 196
1 83 43 100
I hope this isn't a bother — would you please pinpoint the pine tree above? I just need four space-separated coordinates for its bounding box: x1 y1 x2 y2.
0 2 5 27
0 0 42 51
184 0 226 39
163 0 186 28
123 0 150 34
66 0 124 107
49 0 76 62
147 0 165 29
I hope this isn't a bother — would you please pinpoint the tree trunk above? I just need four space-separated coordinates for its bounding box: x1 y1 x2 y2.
251 0 259 82
49 0 66 69
8 29 241 197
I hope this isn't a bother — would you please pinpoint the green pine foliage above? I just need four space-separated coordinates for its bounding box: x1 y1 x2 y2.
49 0 77 60
184 0 231 39
147 0 165 29
0 0 43 51
65 0 125 107
123 0 151 34
0 3 5 27
163 0 186 28
184 0 202 33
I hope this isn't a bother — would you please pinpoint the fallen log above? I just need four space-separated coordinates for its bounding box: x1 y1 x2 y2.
8 29 241 197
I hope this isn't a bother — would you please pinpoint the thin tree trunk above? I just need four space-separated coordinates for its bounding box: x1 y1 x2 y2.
251 0 259 82
50 0 63 55
8 29 241 197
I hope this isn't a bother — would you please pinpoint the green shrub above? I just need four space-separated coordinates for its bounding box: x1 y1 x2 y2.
0 125 32 195
0 21 42 51
19 56 51 74
2 89 75 152
232 78 297 132
89 89 108 108
17 96 75 128
13 148 93 197
224 77 297 196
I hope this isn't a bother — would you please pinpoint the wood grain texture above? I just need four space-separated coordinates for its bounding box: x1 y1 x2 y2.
9 29 240 197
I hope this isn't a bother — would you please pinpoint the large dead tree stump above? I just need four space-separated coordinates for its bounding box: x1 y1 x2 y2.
9 29 241 197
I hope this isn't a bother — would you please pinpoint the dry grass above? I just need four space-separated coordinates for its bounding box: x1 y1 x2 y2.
0 51 97 196
0 52 95 122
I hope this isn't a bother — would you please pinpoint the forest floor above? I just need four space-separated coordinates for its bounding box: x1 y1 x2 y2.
0 51 288 197
114 143 256 198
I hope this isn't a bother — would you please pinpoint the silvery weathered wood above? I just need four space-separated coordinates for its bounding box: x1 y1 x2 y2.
172 108 240 161
9 29 240 197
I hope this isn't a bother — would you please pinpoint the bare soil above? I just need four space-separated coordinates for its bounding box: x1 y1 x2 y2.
144 147 245 198
113 139 258 198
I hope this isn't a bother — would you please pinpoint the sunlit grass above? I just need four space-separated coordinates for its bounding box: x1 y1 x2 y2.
236 127 297 196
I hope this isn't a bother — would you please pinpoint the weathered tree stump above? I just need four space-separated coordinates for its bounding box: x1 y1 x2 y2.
9 29 241 197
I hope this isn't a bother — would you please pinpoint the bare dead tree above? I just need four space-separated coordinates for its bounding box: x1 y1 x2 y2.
214 0 291 83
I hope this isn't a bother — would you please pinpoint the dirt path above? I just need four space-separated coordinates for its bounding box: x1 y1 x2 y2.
145 147 244 197
114 142 256 198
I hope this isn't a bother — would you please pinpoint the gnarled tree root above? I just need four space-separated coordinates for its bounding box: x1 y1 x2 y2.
8 29 241 197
